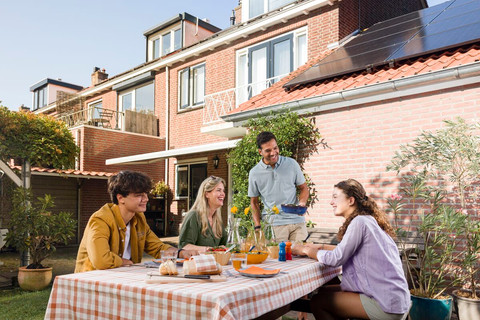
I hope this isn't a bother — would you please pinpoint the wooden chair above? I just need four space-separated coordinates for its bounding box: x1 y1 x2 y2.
97 109 114 128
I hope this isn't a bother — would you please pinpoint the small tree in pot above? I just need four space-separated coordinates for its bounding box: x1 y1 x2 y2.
5 187 76 290
388 118 480 319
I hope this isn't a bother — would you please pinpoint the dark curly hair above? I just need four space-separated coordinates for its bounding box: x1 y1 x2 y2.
108 171 152 204
256 131 277 149
335 179 395 241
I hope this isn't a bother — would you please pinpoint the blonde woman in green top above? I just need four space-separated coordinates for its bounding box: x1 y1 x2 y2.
179 176 228 252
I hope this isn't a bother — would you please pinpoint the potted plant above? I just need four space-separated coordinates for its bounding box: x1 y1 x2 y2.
387 175 464 320
150 180 170 198
388 118 480 319
5 187 76 291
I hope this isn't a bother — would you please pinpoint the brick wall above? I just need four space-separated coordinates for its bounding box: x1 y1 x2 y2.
304 84 480 230
78 178 110 240
79 126 165 181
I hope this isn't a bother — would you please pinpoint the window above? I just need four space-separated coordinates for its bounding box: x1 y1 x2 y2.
150 27 182 60
119 82 154 114
245 0 296 20
153 39 160 59
33 86 47 110
178 63 205 110
175 163 207 208
88 100 102 120
236 28 307 104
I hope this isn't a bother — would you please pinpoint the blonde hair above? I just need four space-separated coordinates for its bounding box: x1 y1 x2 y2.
189 176 225 238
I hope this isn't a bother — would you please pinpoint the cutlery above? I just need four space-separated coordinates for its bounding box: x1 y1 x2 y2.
225 244 236 253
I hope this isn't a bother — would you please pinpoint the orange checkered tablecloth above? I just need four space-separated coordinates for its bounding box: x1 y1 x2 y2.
44 258 341 320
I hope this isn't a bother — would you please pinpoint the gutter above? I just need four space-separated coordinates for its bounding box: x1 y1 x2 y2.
35 0 336 114
222 61 480 124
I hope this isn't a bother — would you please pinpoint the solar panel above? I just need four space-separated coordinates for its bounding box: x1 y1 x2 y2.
284 0 480 88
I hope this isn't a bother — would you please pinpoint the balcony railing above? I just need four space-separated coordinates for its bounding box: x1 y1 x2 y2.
58 107 123 129
203 74 288 125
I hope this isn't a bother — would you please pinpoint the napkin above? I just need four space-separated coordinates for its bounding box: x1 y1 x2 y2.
191 255 218 272
240 266 280 275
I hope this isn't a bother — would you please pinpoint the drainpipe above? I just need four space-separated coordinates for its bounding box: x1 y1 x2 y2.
165 66 170 185
20 159 31 267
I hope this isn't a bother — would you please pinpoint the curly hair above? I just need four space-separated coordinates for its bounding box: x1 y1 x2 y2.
108 171 152 204
335 179 395 241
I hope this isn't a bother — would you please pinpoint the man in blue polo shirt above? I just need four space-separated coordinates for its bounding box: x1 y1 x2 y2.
248 131 309 242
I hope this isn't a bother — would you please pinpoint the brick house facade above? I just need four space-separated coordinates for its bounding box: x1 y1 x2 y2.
32 0 427 238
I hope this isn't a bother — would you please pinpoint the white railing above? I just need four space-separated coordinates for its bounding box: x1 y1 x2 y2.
57 107 124 129
203 74 288 125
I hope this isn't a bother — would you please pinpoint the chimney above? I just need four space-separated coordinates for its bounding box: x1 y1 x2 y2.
91 67 108 86
234 3 242 25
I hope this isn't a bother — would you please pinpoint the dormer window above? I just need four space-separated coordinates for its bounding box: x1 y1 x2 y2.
244 0 296 20
33 86 48 110
150 27 182 60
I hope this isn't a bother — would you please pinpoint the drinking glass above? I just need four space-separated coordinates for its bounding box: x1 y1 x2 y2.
160 250 177 263
231 253 247 270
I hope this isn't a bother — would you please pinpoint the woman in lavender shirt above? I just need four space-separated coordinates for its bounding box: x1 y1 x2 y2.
292 179 410 320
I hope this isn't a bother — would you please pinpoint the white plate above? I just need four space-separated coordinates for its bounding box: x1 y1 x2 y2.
238 268 280 278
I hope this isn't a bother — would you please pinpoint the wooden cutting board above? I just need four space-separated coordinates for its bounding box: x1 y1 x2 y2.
145 272 227 284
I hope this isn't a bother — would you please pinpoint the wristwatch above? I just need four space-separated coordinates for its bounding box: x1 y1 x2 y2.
177 248 184 258
254 226 261 230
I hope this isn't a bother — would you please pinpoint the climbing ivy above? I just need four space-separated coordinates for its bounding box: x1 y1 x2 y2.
227 111 327 211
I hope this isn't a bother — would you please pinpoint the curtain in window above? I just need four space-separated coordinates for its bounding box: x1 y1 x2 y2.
135 83 154 113
180 69 189 108
153 39 160 59
174 29 182 51
296 34 307 67
269 0 294 11
162 33 171 56
237 54 248 105
249 0 264 18
273 39 290 78
193 66 205 105
251 46 268 96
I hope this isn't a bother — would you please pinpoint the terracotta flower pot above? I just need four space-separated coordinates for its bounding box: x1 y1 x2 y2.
18 266 52 291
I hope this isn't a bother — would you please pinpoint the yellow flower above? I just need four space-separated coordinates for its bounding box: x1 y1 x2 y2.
272 205 279 214
231 206 238 214
244 207 250 215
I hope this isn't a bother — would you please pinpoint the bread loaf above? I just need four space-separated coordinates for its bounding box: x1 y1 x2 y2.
183 260 222 275
159 260 178 275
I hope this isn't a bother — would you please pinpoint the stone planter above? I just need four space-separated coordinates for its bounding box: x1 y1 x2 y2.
18 266 52 291
452 290 480 320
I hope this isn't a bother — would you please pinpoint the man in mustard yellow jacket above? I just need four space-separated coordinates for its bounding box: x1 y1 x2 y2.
75 171 194 272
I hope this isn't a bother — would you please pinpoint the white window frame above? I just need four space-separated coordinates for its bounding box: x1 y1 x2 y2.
177 62 206 111
242 0 296 21
118 81 155 128
235 27 307 104
87 99 103 122
148 26 182 61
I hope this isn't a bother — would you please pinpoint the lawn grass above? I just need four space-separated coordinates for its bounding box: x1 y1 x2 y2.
0 286 52 320
0 246 77 320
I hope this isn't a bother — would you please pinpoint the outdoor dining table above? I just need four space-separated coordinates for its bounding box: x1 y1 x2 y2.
44 257 341 320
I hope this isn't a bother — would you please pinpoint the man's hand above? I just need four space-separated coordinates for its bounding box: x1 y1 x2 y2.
121 258 133 267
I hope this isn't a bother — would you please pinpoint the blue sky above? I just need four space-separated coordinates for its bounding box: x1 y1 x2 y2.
0 0 448 110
